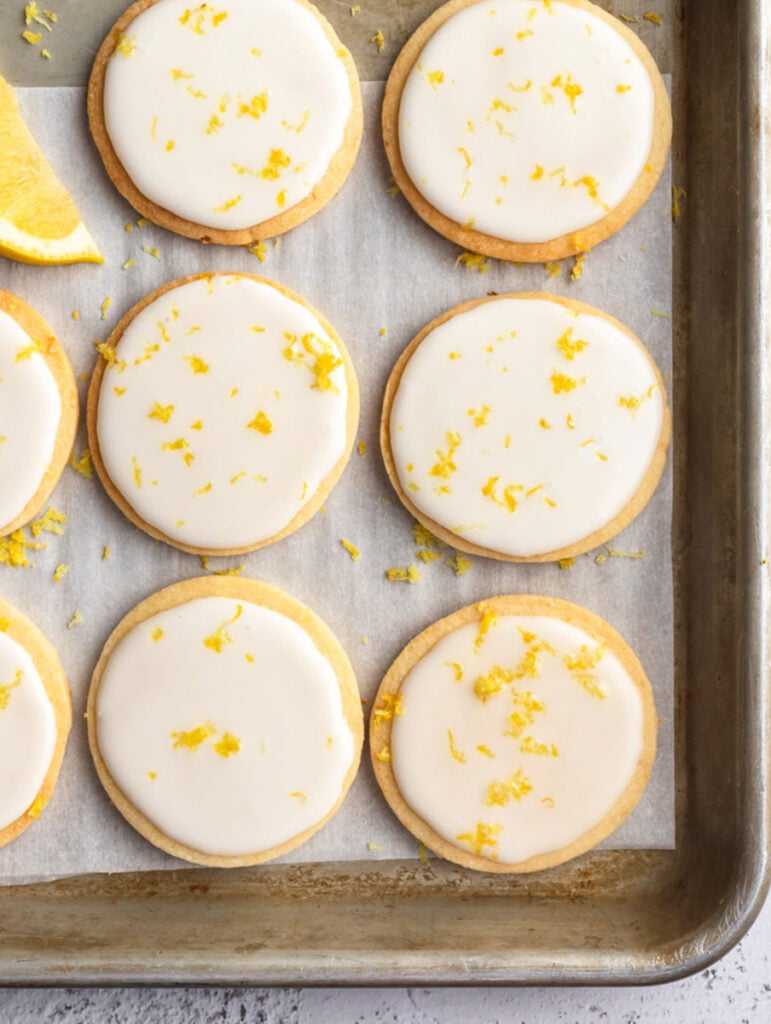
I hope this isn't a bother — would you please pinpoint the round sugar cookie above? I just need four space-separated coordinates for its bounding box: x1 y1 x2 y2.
87 576 363 866
88 272 358 555
383 0 672 261
88 0 362 243
0 290 78 537
381 292 670 562
0 599 71 850
370 595 657 873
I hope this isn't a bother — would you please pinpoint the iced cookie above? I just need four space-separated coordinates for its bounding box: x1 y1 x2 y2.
88 272 358 555
0 290 78 537
383 0 671 261
0 599 71 850
370 595 657 873
381 292 670 562
88 0 362 243
88 576 363 866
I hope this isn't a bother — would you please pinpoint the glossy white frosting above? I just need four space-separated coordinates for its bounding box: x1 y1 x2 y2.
398 0 655 242
389 296 664 557
0 309 62 530
96 274 350 550
96 595 356 856
0 630 57 831
388 611 645 863
103 0 354 230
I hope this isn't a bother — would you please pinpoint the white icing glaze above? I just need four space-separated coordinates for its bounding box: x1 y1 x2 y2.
96 274 350 550
398 0 655 242
0 630 57 831
95 595 356 856
389 296 664 557
388 611 645 864
103 0 353 230
0 309 62 530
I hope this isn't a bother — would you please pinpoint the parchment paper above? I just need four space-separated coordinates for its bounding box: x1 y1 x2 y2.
0 83 673 883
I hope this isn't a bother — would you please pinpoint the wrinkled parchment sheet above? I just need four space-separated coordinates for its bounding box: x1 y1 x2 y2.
0 83 673 883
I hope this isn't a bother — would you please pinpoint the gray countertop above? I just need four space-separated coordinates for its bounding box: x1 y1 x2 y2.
0 890 768 1022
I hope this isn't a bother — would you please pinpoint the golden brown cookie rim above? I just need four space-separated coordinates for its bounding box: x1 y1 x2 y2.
87 574 364 867
380 290 672 563
87 270 359 556
382 0 673 262
87 0 364 244
369 593 658 874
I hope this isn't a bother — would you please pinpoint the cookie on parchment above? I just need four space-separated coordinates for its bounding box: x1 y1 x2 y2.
87 576 363 867
88 0 363 244
87 272 358 556
370 595 657 873
0 599 71 850
383 0 672 262
381 292 670 562
0 290 77 537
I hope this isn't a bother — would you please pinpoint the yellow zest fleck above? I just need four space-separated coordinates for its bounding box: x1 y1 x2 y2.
185 355 210 374
237 93 268 120
283 332 342 392
229 471 246 484
27 796 46 818
210 565 245 577
426 69 444 89
356 440 367 457
0 670 23 710
102 546 110 560
141 245 161 260
275 189 287 209
572 175 610 211
367 842 384 852
67 610 83 629
40 48 51 60
550 73 583 114
30 507 66 537
205 113 224 134
551 371 586 394
617 84 632 94
477 744 495 759
458 147 472 170
171 67 194 80
445 552 473 576
148 772 157 781
558 557 575 571
116 33 136 56
14 338 42 362
340 538 360 562
194 482 213 496
595 451 608 462
514 638 556 682
455 251 491 273
517 29 533 40
447 729 467 763
190 420 203 430
521 736 559 757
246 241 268 262
229 388 239 398
148 401 174 424
122 258 136 270
672 185 686 220
562 644 608 699
651 309 671 319
447 661 464 681
25 3 52 31
556 327 588 361
22 30 42 45
214 732 241 758
0 530 45 569
644 11 663 26
571 253 586 281
429 429 461 480
375 744 391 762
150 626 164 643
530 164 544 180
52 563 68 583
606 546 646 559
492 47 504 56
456 822 502 857
473 664 514 703
350 5 361 14
541 796 555 808
373 693 404 725
203 604 242 653
246 410 273 435
172 721 216 750
537 419 551 431
69 448 93 479
474 605 499 653
370 29 385 52
131 456 142 488
385 565 421 583
486 769 533 806
467 404 491 427
481 476 522 514
619 13 640 23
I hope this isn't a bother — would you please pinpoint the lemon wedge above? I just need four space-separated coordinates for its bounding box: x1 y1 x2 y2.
0 76 102 265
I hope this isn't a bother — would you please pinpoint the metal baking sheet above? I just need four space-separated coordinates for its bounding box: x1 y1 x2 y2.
0 0 768 986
